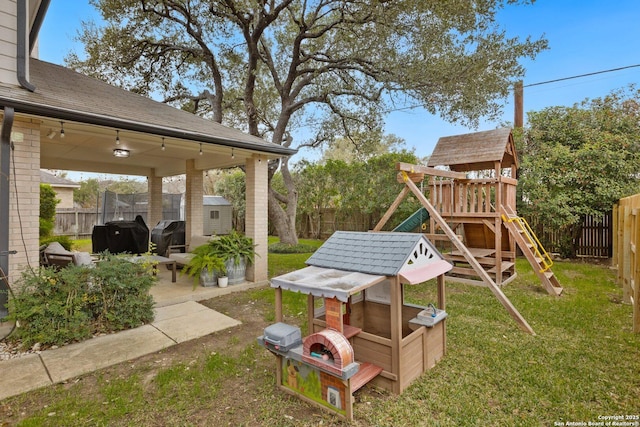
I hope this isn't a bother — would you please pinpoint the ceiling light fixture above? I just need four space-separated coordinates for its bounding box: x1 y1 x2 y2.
199 143 203 155
113 148 130 158
115 130 120 145
231 148 235 159
59 121 65 138
161 137 166 151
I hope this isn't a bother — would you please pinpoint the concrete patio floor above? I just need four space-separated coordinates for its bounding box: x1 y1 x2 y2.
0 268 267 401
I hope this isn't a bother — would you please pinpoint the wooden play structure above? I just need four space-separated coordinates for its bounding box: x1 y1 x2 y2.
260 231 452 419
374 128 563 334
613 193 640 333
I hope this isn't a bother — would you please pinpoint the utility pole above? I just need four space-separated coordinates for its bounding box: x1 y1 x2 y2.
514 80 524 128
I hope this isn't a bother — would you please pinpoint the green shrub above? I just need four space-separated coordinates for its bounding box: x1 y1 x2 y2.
268 242 317 254
39 184 59 238
8 266 92 349
86 255 155 331
7 255 155 349
39 217 54 238
40 235 74 251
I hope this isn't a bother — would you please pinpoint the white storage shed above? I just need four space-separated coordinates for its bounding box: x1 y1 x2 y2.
203 196 233 235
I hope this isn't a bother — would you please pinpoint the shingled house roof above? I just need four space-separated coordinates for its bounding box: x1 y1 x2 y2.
0 59 295 156
40 170 79 188
427 127 518 172
306 231 440 277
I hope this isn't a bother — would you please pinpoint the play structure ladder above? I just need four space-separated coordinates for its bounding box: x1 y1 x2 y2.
501 205 563 296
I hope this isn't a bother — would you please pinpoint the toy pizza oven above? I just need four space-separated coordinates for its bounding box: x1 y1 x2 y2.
262 322 302 352
302 328 356 377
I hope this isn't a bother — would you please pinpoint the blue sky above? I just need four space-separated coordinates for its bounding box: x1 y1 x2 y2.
37 0 640 163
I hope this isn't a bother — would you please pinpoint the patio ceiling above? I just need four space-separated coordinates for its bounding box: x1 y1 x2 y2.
39 119 266 177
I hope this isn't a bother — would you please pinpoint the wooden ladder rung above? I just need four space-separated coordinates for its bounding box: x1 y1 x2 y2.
351 362 383 393
487 262 515 273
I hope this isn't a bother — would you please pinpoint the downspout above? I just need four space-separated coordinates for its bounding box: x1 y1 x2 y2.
29 0 51 53
17 0 36 92
0 107 15 319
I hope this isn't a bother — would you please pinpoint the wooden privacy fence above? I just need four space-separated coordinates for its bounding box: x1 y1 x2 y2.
613 193 640 333
524 212 612 258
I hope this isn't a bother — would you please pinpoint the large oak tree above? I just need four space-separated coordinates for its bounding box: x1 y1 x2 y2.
69 0 546 244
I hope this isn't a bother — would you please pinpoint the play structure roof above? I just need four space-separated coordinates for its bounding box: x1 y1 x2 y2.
427 127 518 172
270 231 452 302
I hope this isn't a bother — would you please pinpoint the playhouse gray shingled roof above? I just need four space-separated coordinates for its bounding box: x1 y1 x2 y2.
306 231 427 277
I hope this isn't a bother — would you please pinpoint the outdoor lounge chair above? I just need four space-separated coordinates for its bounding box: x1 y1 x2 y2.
166 235 214 268
41 242 94 270
43 252 76 270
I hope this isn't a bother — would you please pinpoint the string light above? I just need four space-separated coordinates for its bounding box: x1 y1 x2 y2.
59 121 65 138
231 148 235 159
116 130 120 144
199 143 203 155
161 137 166 151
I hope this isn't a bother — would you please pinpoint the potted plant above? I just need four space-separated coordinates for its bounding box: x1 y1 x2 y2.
181 244 227 288
209 230 256 285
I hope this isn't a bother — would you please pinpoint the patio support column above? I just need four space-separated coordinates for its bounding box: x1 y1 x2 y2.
184 159 203 240
245 154 268 282
8 118 40 283
147 169 163 232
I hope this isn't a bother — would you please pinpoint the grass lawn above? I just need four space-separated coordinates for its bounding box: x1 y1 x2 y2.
3 239 639 426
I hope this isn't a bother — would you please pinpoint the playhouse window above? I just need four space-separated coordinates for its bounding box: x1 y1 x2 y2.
210 210 220 219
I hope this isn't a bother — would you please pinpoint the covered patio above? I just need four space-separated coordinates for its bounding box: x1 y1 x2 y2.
0 0 295 316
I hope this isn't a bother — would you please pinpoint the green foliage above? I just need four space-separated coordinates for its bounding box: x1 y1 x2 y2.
268 243 317 254
181 250 227 287
294 151 422 237
40 235 74 251
104 179 147 195
321 133 406 163
7 255 155 348
209 230 256 266
86 255 155 331
267 238 323 279
73 178 100 208
38 218 54 239
8 267 92 349
519 86 640 257
39 184 59 238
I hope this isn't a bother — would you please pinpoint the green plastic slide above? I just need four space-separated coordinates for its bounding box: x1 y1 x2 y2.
392 207 430 232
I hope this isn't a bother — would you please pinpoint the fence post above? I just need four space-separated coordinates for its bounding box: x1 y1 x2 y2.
622 206 632 303
632 208 639 333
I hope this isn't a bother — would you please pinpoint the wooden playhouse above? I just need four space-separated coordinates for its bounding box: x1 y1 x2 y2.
259 231 452 419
